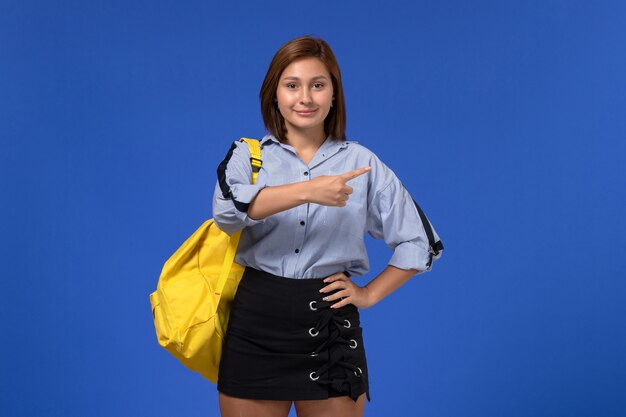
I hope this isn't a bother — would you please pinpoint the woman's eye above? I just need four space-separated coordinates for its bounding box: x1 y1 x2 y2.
313 83 324 89
286 83 297 89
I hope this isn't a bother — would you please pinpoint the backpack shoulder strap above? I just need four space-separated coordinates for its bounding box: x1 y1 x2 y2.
239 138 262 185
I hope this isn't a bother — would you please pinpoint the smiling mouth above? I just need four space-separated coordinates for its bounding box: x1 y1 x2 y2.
295 109 317 115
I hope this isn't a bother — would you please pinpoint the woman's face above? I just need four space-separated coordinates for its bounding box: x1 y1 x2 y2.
276 57 334 138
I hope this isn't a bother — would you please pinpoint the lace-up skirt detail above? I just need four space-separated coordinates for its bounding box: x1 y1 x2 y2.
217 267 370 402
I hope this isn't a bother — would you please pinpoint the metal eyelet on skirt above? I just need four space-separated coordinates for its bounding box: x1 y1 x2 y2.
354 367 363 377
349 339 358 349
309 327 319 337
309 301 317 311
310 371 320 381
343 319 351 328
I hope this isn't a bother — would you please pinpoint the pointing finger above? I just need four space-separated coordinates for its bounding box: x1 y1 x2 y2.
340 166 372 182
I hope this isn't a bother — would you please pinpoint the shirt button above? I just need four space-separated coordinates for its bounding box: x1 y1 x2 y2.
300 221 305 226
303 171 309 176
295 249 300 254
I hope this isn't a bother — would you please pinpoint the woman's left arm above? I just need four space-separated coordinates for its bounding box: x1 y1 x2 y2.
319 151 442 309
319 265 419 309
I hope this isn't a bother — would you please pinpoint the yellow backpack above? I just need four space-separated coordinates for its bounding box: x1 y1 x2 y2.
149 138 261 383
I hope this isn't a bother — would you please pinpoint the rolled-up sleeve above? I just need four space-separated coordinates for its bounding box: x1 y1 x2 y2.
366 163 442 274
212 140 267 235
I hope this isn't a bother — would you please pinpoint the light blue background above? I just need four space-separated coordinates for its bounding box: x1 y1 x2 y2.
1 1 625 416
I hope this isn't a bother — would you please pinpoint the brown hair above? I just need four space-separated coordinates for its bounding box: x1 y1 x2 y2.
260 35 346 142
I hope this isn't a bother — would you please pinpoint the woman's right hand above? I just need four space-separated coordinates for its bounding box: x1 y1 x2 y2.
307 166 371 207
247 166 371 220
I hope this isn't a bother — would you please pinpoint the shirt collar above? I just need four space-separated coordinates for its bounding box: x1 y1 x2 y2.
260 134 279 146
261 133 349 149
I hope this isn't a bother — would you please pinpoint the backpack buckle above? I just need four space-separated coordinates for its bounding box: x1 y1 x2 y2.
250 157 262 172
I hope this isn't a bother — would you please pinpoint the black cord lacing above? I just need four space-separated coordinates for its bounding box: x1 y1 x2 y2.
307 299 365 401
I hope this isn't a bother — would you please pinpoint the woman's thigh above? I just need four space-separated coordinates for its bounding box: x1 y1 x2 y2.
218 392 292 417
293 393 367 417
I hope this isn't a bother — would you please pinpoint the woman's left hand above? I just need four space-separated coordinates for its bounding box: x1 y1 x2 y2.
319 272 373 309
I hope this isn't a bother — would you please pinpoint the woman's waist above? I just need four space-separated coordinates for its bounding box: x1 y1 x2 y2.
235 257 366 280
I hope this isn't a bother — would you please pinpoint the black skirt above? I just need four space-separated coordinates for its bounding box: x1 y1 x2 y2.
217 267 371 402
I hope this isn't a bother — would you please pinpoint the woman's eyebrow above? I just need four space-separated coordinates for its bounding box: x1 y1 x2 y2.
281 75 329 81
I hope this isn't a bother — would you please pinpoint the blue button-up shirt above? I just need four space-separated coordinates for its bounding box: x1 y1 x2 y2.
212 134 442 279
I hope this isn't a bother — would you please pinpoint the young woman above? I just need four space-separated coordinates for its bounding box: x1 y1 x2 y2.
213 35 443 417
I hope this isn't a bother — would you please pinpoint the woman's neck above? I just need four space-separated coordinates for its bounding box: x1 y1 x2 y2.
284 128 327 165
285 128 326 152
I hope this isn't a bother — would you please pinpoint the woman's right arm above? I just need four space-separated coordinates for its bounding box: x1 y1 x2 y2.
247 166 371 220
213 139 370 233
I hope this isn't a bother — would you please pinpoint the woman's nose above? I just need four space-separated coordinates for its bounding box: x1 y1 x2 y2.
300 89 312 104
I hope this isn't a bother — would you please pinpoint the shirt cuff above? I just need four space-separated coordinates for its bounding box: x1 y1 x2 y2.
212 199 266 234
388 241 435 273
229 183 267 213
212 183 268 235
